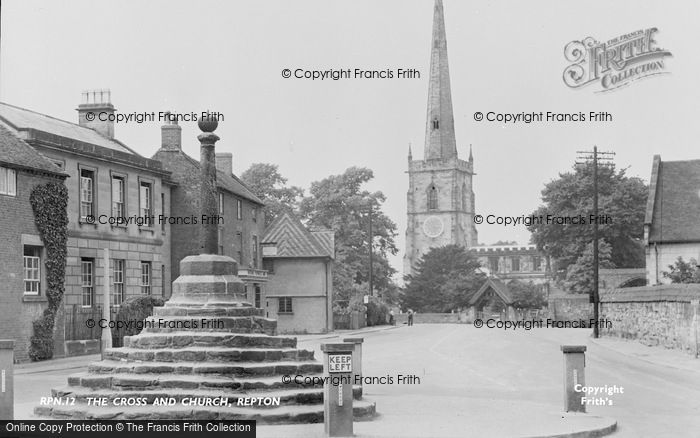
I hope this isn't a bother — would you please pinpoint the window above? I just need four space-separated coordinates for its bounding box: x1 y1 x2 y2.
81 259 94 307
262 258 274 274
236 199 242 220
489 257 499 273
80 169 95 220
511 257 520 272
111 176 125 218
278 297 293 314
218 192 224 216
432 118 439 130
252 235 259 268
462 183 468 211
237 232 243 264
532 256 542 271
141 262 151 294
23 246 41 295
254 285 261 308
0 167 17 196
140 182 152 224
428 185 438 210
111 259 125 305
252 207 258 222
218 228 224 255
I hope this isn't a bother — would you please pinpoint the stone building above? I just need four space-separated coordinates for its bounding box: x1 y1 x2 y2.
471 244 550 284
152 120 268 302
0 94 172 302
0 125 68 362
644 155 700 284
404 0 478 276
261 212 334 334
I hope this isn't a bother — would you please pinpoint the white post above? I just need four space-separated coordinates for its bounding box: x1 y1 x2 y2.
101 248 112 354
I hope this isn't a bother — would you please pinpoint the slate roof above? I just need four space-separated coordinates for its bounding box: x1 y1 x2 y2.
152 149 264 205
0 102 134 154
0 124 65 176
469 277 514 306
646 155 700 243
262 212 334 259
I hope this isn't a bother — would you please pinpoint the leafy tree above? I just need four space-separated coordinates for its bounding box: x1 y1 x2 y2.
299 167 398 309
241 163 303 227
564 239 615 294
403 245 486 312
663 257 700 284
507 280 546 309
527 163 647 291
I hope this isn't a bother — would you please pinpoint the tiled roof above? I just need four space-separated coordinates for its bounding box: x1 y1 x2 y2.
0 102 134 154
153 149 263 205
646 156 700 243
0 124 65 175
262 212 334 259
469 277 514 306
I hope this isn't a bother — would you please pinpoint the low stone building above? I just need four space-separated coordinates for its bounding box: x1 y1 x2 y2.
261 212 334 334
644 155 700 284
0 125 68 362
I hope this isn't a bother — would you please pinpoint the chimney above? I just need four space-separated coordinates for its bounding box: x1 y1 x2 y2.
77 89 115 139
216 153 233 175
160 112 182 151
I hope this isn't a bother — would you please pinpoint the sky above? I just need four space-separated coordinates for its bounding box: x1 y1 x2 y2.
2 0 699 276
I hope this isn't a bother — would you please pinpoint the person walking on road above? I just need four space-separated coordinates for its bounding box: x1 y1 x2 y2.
408 309 414 326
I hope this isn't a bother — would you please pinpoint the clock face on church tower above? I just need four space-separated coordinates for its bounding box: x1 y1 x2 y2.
422 216 444 238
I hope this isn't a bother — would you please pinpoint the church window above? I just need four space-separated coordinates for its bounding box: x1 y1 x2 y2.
432 118 439 130
489 257 499 273
428 185 438 210
462 183 468 211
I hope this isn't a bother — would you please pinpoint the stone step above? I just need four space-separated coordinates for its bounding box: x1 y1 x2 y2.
87 360 323 377
141 316 276 335
51 385 364 407
154 306 264 318
35 398 377 424
103 346 315 363
67 372 325 391
125 332 297 350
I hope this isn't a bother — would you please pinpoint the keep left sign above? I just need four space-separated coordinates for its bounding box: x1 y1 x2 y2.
328 354 352 373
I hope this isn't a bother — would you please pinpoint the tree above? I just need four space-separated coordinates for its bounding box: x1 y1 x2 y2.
663 257 700 284
241 163 303 227
563 239 615 294
527 163 647 292
402 245 486 312
508 280 547 309
299 167 398 309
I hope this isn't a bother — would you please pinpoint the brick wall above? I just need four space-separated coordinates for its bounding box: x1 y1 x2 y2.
600 285 700 355
0 169 66 362
394 312 464 324
547 294 593 322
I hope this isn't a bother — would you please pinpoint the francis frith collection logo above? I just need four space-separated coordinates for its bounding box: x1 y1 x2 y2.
563 28 672 92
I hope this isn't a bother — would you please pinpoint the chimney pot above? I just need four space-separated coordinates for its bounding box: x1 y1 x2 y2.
161 112 182 150
77 89 115 139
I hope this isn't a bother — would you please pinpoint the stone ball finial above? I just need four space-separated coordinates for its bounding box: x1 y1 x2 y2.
198 112 218 133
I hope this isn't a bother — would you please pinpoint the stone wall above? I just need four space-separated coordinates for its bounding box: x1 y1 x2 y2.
547 294 593 323
600 284 700 356
394 312 465 324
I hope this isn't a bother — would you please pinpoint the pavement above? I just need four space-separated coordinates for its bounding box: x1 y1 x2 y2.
14 324 700 437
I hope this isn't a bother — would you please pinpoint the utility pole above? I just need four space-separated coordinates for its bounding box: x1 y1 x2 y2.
576 146 615 338
368 201 374 298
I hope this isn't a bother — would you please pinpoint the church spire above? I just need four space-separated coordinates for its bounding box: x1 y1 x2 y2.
424 0 457 161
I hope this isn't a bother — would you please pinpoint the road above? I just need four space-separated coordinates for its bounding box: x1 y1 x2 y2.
300 324 700 437
15 325 700 437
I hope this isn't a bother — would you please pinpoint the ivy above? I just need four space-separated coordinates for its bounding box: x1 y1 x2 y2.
28 182 68 361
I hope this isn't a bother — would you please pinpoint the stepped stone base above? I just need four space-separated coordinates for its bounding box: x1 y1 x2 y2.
36 255 376 424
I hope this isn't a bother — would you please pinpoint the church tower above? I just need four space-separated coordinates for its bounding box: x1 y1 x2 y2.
404 0 478 276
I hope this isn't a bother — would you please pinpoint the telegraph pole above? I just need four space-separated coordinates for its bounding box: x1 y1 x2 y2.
576 146 615 338
368 201 374 298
